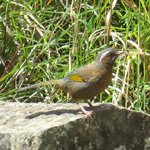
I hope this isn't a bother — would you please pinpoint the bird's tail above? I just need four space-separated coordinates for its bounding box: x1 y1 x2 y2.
16 80 60 92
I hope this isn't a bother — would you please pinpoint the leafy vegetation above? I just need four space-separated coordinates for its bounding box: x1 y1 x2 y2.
0 0 150 113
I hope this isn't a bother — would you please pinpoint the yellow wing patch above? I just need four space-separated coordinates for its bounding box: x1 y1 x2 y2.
68 74 83 82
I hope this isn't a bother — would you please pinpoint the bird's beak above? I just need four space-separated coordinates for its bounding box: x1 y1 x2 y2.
116 51 126 56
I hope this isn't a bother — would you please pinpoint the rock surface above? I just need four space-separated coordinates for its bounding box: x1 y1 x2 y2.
0 102 150 150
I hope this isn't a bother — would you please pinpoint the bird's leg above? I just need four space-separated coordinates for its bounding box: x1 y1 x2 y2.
81 100 94 110
87 100 94 108
74 100 93 119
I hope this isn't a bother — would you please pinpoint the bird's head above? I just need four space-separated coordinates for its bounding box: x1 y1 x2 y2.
95 47 125 67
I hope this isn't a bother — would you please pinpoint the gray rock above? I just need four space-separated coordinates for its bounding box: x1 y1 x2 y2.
0 102 150 150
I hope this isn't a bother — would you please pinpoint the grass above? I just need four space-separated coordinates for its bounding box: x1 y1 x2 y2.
0 0 150 113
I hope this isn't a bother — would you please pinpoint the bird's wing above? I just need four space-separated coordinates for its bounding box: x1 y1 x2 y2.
67 73 84 82
64 64 95 82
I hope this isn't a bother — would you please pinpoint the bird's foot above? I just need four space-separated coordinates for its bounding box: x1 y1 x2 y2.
77 110 93 119
75 100 93 119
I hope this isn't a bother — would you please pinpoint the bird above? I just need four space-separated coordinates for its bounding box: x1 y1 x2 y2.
17 47 125 119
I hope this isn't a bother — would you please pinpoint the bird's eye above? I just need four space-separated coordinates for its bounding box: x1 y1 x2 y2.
109 53 114 58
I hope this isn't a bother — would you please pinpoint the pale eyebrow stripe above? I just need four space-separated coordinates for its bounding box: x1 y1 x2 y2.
99 50 110 62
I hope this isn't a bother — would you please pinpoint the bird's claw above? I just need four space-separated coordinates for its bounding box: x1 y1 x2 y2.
77 110 93 119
